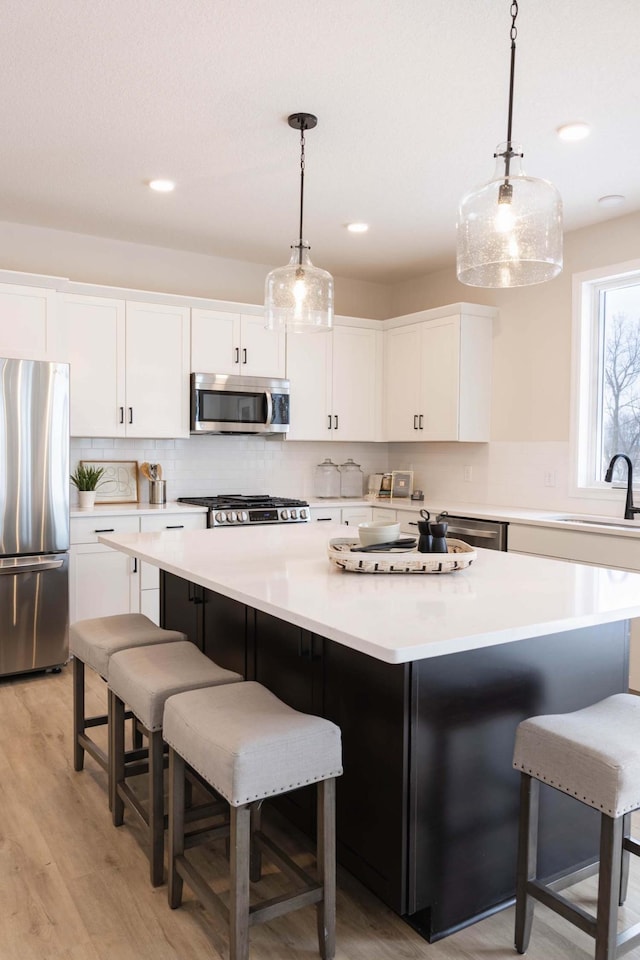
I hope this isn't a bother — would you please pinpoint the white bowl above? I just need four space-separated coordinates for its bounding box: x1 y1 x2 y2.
358 520 401 547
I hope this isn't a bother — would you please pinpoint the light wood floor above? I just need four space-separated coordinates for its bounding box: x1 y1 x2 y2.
2 666 640 960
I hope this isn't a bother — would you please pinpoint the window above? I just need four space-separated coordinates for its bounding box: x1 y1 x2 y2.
573 260 640 493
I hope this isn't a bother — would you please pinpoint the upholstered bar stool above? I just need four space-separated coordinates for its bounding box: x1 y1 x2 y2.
164 681 343 960
513 693 640 960
108 640 243 886
70 613 187 775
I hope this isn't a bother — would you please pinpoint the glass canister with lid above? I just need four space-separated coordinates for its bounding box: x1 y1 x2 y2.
339 458 364 498
313 458 341 499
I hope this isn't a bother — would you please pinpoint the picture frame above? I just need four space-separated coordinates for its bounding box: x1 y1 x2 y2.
80 460 139 504
391 470 413 499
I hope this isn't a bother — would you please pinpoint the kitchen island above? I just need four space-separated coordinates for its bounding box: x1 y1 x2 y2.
99 522 640 941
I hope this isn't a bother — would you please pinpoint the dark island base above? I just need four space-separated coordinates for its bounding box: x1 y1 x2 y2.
160 571 629 941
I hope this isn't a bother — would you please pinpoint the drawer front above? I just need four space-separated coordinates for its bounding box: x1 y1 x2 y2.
372 508 397 522
140 513 207 534
310 507 341 523
70 515 140 544
341 507 373 525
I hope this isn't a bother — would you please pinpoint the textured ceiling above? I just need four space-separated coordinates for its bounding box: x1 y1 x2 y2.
2 0 639 284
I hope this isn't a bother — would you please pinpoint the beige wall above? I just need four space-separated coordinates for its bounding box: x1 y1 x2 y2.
388 210 640 444
0 219 392 320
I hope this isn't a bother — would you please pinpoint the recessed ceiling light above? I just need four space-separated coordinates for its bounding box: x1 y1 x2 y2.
148 179 176 193
346 222 369 233
598 194 626 207
556 122 591 142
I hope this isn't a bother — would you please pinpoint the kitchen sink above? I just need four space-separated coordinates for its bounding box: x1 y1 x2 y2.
552 516 640 529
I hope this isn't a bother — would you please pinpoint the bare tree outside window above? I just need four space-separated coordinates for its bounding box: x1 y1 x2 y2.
600 284 640 481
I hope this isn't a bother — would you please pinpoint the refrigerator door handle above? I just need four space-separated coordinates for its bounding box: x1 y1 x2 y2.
0 557 65 575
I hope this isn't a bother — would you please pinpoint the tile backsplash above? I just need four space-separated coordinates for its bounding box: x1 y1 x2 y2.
70 436 622 517
69 436 390 505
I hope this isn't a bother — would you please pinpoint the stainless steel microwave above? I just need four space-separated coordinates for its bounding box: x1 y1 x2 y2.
191 373 290 435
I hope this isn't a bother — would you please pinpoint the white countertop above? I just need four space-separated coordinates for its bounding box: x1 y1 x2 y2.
313 498 640 539
98 522 640 665
70 501 208 519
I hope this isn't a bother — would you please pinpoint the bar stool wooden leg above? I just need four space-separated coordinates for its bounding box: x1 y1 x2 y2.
515 773 539 955
149 729 165 887
110 691 126 826
230 804 251 960
73 657 85 772
317 778 337 960
595 814 624 960
620 812 632 906
168 748 185 909
250 801 262 883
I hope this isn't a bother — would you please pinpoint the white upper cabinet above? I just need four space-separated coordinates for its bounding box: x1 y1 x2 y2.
286 322 383 441
384 307 494 442
55 294 125 437
125 301 190 438
55 294 190 438
191 309 285 379
0 283 58 361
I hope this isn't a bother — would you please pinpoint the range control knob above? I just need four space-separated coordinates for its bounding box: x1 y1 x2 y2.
238 511 249 523
215 512 226 524
228 511 237 523
280 509 290 521
300 508 308 520
290 509 298 520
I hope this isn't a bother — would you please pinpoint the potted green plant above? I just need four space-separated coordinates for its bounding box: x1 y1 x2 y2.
70 464 105 510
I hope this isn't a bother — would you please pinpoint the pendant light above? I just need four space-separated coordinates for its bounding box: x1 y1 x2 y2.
456 1 563 288
265 113 334 332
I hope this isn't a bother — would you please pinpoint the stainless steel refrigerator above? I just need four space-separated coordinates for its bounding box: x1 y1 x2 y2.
0 357 69 676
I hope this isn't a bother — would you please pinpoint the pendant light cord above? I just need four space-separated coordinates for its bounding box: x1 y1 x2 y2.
504 0 518 178
297 123 306 265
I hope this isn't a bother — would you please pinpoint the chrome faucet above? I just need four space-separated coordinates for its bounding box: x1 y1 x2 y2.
604 454 640 520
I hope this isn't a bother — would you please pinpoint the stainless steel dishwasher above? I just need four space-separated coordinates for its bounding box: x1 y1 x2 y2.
439 514 508 551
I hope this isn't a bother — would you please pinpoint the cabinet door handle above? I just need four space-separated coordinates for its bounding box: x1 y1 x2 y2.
94 528 115 533
414 414 419 430
334 414 339 430
234 347 240 364
328 414 332 430
119 406 124 424
242 348 247 364
132 558 138 574
128 407 133 424
316 517 332 521
166 524 184 529
419 414 424 429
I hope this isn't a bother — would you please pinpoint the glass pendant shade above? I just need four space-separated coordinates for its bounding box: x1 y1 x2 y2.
457 144 563 288
265 242 334 332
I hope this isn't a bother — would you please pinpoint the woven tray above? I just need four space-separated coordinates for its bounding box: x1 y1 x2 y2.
328 538 477 574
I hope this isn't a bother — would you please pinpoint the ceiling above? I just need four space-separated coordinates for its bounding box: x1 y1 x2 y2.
2 0 639 285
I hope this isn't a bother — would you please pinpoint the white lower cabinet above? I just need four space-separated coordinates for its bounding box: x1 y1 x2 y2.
69 511 206 625
138 513 207 623
372 507 398 523
310 506 373 525
508 523 640 693
69 515 140 623
341 507 373 526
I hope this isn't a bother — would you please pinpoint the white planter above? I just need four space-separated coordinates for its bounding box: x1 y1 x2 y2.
77 490 97 511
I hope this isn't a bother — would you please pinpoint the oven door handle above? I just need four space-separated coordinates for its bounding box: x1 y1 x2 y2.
265 390 273 426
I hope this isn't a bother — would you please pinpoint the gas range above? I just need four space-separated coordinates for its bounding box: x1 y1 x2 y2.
177 495 310 527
